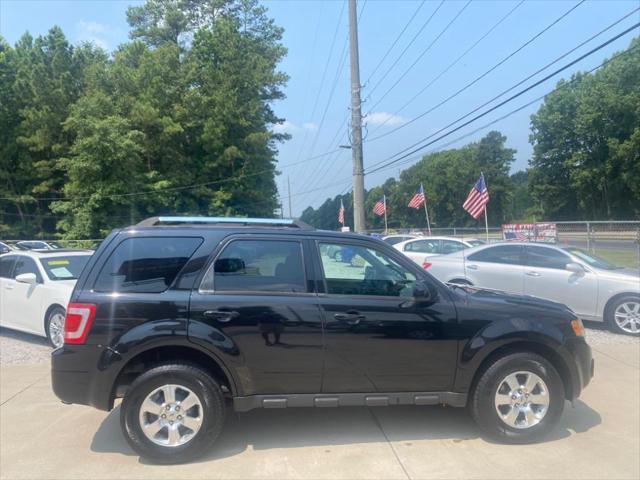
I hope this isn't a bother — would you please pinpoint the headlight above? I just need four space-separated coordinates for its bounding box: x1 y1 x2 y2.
570 318 585 337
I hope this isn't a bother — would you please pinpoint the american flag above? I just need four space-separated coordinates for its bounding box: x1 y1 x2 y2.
408 184 425 209
373 196 386 216
338 200 345 225
463 174 489 219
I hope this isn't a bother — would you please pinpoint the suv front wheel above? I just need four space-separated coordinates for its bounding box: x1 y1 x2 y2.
120 363 225 464
469 352 565 443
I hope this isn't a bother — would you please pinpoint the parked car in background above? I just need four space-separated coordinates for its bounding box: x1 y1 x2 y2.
427 242 640 335
52 216 593 463
382 233 420 245
0 250 93 347
0 241 15 254
394 236 485 265
15 240 63 250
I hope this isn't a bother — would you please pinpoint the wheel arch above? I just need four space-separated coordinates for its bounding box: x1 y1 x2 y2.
603 292 640 321
468 341 575 402
109 344 238 409
43 303 66 335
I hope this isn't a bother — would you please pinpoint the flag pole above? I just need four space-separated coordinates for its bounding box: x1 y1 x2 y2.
383 194 388 235
483 206 489 242
421 183 431 235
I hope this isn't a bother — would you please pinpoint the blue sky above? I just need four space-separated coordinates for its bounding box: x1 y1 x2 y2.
1 0 639 215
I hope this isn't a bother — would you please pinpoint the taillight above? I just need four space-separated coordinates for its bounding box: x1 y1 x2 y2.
422 261 432 269
63 303 96 344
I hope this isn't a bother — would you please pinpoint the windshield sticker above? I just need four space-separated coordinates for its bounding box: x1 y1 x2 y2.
50 267 73 278
47 259 70 266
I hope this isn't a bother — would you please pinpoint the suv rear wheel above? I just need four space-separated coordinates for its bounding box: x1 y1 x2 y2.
470 352 564 443
120 363 225 463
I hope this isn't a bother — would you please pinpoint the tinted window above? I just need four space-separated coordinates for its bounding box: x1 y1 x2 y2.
467 240 485 247
13 256 42 282
94 237 202 293
202 240 306 293
0 256 16 278
441 240 465 254
384 236 412 245
524 246 571 270
468 245 523 265
405 239 439 254
41 255 92 280
320 242 416 297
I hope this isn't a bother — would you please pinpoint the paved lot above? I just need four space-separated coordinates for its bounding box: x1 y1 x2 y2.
1 333 638 479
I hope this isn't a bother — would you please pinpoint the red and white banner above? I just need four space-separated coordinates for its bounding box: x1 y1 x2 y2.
502 223 557 243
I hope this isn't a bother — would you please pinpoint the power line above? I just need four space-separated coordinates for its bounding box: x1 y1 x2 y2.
367 0 525 134
365 0 587 144
371 43 640 175
364 0 445 102
367 25 640 175
363 0 427 86
365 0 472 115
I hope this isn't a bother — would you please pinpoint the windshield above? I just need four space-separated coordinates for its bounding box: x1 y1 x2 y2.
563 247 620 270
40 255 91 280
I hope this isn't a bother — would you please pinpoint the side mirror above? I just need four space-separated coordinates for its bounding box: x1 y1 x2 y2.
15 273 37 284
414 280 437 302
566 262 584 275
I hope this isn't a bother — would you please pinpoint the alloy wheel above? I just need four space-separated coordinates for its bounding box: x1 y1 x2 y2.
49 312 65 348
494 371 550 429
614 301 640 334
138 384 204 447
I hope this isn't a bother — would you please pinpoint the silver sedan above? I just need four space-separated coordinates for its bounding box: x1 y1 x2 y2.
426 242 640 336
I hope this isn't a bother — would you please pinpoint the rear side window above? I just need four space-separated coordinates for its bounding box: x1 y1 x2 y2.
441 240 465 254
468 245 524 265
94 237 202 293
405 239 439 253
200 240 306 293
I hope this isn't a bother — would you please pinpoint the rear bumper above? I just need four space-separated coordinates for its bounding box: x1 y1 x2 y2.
51 345 114 411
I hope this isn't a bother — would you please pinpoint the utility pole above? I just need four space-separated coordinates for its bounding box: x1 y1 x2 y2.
348 0 366 233
287 176 293 218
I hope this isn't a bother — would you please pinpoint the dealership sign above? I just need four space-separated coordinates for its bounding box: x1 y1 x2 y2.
502 223 557 243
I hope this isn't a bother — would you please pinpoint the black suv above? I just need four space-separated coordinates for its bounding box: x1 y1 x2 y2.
52 217 593 463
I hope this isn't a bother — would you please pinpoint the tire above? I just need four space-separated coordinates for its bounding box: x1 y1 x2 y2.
120 363 225 464
606 295 640 336
469 352 565 444
45 306 66 349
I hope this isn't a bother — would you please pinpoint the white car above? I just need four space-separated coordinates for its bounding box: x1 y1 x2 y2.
426 242 640 335
394 236 485 266
382 234 420 246
0 250 93 347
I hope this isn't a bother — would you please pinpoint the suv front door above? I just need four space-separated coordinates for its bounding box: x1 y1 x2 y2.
315 239 458 393
189 237 324 395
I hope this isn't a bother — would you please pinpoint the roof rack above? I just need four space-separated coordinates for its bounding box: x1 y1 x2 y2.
135 216 313 229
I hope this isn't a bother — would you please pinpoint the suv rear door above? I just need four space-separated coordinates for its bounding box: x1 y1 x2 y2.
189 236 324 395
313 238 458 393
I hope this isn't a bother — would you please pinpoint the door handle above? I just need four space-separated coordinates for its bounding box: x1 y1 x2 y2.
466 264 478 270
203 309 239 323
5 285 13 290
334 312 365 325
526 271 541 277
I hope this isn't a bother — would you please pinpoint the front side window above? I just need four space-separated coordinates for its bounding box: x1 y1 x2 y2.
13 256 42 282
94 237 202 293
441 240 465 254
468 245 524 265
41 255 92 280
524 246 572 270
0 256 16 278
404 239 439 254
202 240 306 293
320 242 416 297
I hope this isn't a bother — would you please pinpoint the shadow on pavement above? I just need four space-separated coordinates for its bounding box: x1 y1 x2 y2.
91 400 601 463
0 327 49 346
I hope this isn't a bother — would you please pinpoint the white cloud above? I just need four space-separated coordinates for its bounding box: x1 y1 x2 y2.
366 112 406 127
272 120 299 134
303 122 317 130
76 20 112 50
